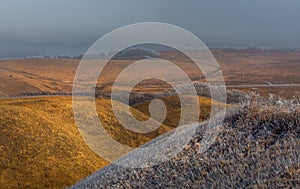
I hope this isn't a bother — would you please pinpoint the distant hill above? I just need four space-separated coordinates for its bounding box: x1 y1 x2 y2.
1 50 300 98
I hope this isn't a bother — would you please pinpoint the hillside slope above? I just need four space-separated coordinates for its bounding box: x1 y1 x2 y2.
0 97 169 188
71 99 300 188
0 95 218 188
0 97 106 188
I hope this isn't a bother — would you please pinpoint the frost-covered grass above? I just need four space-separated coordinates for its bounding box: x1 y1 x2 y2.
71 93 300 188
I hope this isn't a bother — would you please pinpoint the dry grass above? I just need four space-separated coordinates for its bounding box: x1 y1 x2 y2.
0 97 108 188
0 58 78 96
0 95 220 188
132 95 226 128
95 98 171 148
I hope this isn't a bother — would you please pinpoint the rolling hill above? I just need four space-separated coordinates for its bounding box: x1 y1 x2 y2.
0 95 218 188
0 97 107 188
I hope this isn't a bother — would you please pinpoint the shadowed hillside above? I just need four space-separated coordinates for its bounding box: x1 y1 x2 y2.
132 95 226 128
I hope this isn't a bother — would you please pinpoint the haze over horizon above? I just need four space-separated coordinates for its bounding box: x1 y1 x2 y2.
1 0 300 58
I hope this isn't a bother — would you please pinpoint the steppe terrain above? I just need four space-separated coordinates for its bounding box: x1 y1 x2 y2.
0 50 299 188
0 50 299 98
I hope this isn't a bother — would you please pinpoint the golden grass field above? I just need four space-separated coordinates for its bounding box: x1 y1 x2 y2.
0 97 107 188
0 95 220 188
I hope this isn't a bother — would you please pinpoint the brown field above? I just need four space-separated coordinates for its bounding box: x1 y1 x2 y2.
0 50 299 97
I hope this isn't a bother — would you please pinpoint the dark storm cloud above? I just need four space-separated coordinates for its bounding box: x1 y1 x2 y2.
0 0 300 58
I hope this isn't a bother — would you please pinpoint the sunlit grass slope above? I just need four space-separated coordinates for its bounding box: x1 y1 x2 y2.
0 97 108 188
0 97 171 188
0 95 221 188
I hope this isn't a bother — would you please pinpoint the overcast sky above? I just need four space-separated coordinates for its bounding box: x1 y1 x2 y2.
0 0 300 58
